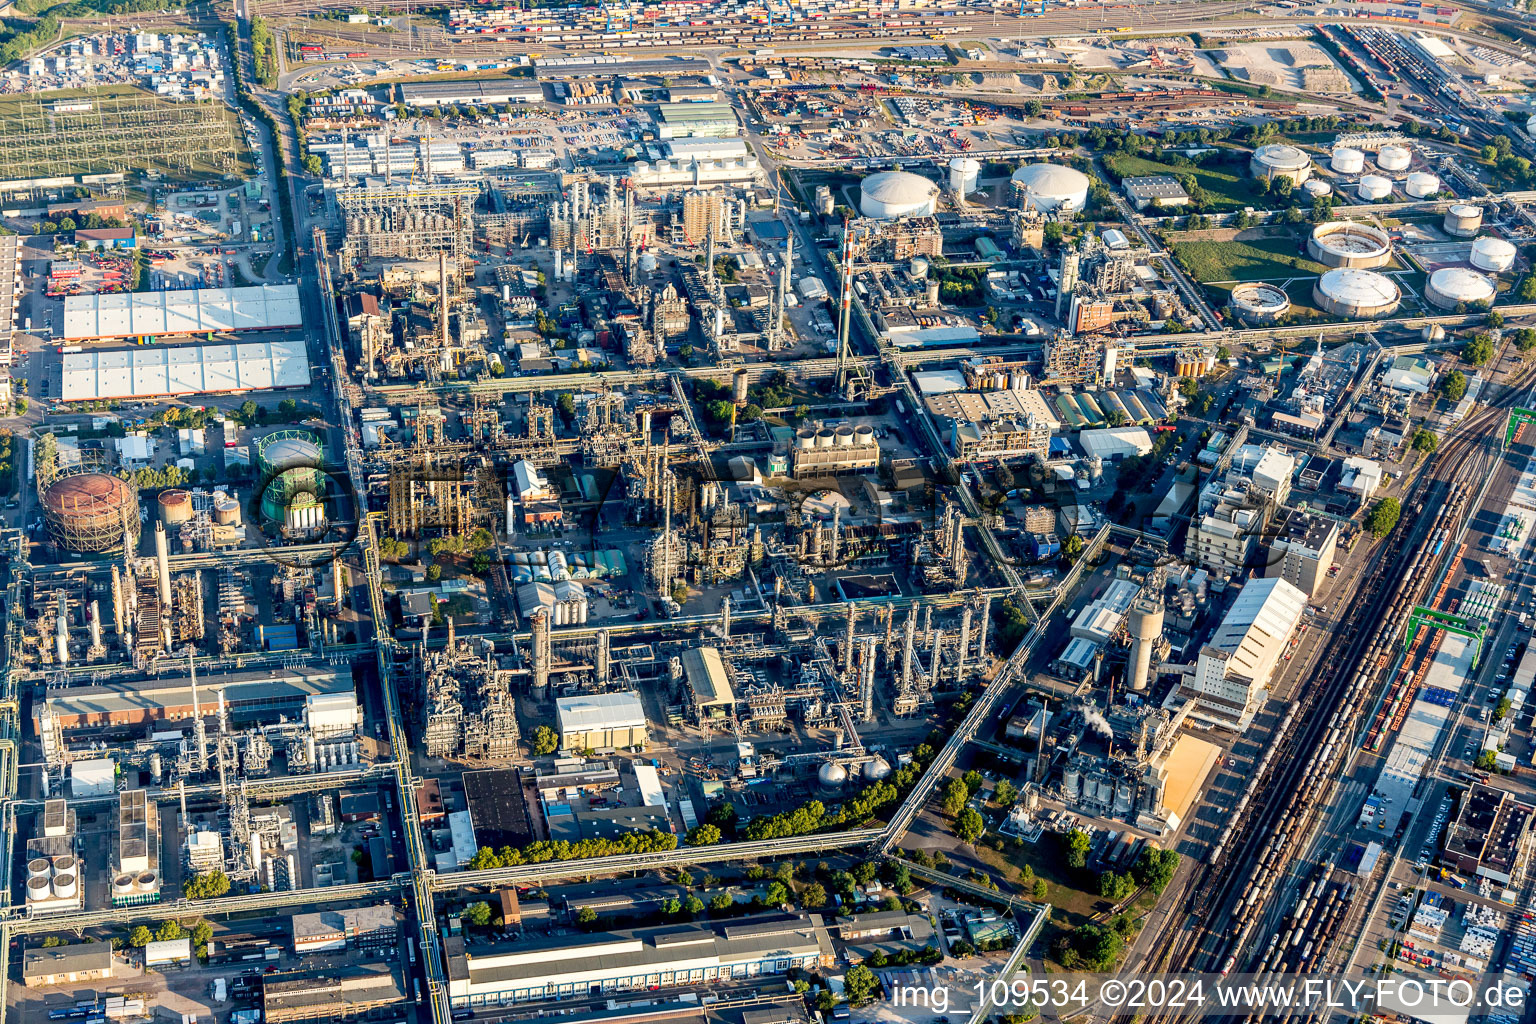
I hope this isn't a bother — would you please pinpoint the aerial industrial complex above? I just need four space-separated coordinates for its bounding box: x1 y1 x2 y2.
3 2 1536 1024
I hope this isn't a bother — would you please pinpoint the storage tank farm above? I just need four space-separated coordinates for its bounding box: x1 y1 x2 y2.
253 430 327 532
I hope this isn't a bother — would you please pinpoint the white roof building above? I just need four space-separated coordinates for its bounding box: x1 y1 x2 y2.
556 691 646 737
1182 577 1308 730
1069 577 1139 645
1340 456 1384 502
512 459 555 501
1079 426 1154 460
61 284 302 340
59 341 311 402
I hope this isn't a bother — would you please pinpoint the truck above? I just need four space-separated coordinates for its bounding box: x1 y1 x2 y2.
213 979 227 1003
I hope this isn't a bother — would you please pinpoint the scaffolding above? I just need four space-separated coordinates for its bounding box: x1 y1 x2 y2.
335 181 477 265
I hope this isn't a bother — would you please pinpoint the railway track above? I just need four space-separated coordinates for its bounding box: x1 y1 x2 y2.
1131 369 1530 1021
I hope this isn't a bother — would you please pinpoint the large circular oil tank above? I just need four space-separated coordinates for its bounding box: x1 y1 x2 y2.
1307 221 1392 269
1330 147 1365 174
1250 143 1312 184
1376 144 1412 171
1405 171 1440 198
254 432 325 527
1357 175 1393 201
1425 266 1496 309
213 498 241 526
860 170 940 219
44 472 141 554
1303 179 1333 198
1444 204 1483 238
157 488 193 526
1229 282 1292 325
1313 268 1401 318
1470 236 1517 273
1009 162 1091 213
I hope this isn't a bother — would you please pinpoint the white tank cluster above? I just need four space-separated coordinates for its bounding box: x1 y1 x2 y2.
1313 267 1402 318
1229 282 1292 325
1357 175 1393 201
1444 203 1483 238
1376 145 1412 172
1330 147 1365 174
1307 221 1392 269
1425 266 1496 309
1405 172 1440 198
1251 143 1313 183
1470 236 1517 273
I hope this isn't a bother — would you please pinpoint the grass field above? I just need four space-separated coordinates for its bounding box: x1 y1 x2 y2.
1103 152 1257 210
1170 234 1328 283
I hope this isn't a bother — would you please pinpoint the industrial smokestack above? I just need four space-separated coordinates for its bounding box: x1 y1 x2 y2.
438 250 450 346
155 521 172 607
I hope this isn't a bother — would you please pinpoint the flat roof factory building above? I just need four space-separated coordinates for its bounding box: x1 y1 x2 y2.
445 913 834 1007
400 80 545 106
61 284 302 341
555 691 648 751
56 340 311 402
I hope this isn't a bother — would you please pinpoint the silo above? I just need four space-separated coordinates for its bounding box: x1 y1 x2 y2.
1126 594 1164 692
948 156 980 197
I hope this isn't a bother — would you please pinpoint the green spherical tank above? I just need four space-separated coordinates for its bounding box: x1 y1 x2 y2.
254 430 325 527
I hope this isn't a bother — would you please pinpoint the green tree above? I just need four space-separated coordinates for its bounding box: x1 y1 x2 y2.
1063 828 1091 870
845 964 880 1005
1463 334 1495 366
1366 497 1402 538
1098 870 1135 901
576 907 598 925
801 882 828 909
1062 533 1086 566
1441 370 1468 403
530 725 559 755
1412 428 1439 455
1518 327 1536 353
155 920 186 942
183 869 231 900
686 824 723 846
710 892 734 911
993 779 1018 804
129 925 153 948
557 392 576 419
463 901 493 927
1130 845 1180 894
239 399 258 422
684 895 705 915
940 776 969 816
1032 878 1049 900
1487 310 1505 329
954 807 985 844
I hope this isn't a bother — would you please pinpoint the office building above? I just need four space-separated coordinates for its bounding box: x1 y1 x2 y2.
1265 506 1340 600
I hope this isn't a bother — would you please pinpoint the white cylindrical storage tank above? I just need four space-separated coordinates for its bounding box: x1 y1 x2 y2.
1313 268 1401 318
1330 147 1364 174
1303 179 1333 198
1250 143 1312 183
859 170 939 219
814 429 835 448
795 428 816 449
1376 145 1411 172
1444 203 1483 237
112 874 135 898
27 858 51 880
577 601 589 624
949 156 980 196
1229 281 1292 325
834 426 855 446
910 256 929 280
51 874 78 899
854 425 875 445
1357 175 1392 201
1308 221 1392 268
1009 162 1091 212
1405 171 1439 198
1425 266 1496 309
26 876 50 902
1471 236 1517 272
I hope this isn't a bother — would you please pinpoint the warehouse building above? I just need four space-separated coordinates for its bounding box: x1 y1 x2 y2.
57 340 311 402
1441 783 1535 885
262 964 407 1024
555 691 648 750
682 647 736 722
22 941 114 987
1078 427 1153 461
1121 175 1190 211
923 389 1056 462
445 913 834 1007
400 80 546 106
465 767 537 849
61 284 302 341
39 665 355 732
656 101 738 139
291 906 403 955
1178 577 1308 730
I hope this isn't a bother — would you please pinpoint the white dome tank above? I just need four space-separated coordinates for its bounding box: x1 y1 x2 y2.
863 756 892 781
1376 145 1412 172
1303 179 1333 198
1425 266 1496 309
1358 175 1393 200
1330 147 1365 174
1471 236 1517 272
1009 163 1091 213
818 762 848 787
1405 172 1440 198
1250 143 1312 183
1313 268 1401 318
860 170 940 219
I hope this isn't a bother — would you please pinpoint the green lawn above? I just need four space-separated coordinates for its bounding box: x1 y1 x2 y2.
1169 235 1328 284
1103 152 1257 210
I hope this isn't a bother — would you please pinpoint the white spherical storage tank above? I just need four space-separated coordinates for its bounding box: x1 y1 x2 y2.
1250 143 1312 183
949 156 980 197
1471 236 1517 273
1358 175 1393 200
1376 145 1412 172
1425 266 1496 309
1303 179 1333 198
1313 268 1401 318
1330 147 1365 174
1010 163 1091 213
1405 172 1440 198
859 170 939 219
